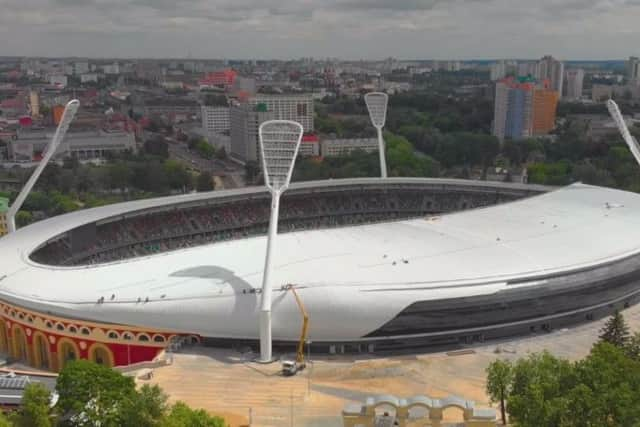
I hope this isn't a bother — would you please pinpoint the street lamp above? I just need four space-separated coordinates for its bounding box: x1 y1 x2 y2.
364 92 389 178
258 120 303 363
607 99 640 166
7 99 80 233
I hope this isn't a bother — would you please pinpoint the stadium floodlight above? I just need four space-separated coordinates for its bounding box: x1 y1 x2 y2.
6 99 80 233
257 119 303 363
607 99 640 166
364 92 389 178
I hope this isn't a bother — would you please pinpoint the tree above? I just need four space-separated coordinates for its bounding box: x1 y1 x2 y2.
626 331 640 361
196 171 214 192
121 384 168 427
195 141 215 160
160 402 225 427
570 342 640 426
56 360 138 426
164 160 192 191
599 310 630 348
486 359 513 425
10 383 52 427
507 351 575 427
0 411 12 427
144 137 169 159
15 211 33 227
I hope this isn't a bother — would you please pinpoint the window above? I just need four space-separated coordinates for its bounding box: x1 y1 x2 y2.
138 334 150 342
123 332 133 341
81 327 91 335
107 331 119 340
56 323 65 331
68 325 77 333
153 335 166 343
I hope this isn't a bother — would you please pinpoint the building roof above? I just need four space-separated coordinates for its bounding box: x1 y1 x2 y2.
0 179 638 340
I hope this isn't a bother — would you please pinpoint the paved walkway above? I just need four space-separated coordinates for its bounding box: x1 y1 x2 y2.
144 303 640 427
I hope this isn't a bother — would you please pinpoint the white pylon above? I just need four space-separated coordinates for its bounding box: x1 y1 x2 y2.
7 99 80 233
257 120 303 363
607 99 640 166
364 92 389 178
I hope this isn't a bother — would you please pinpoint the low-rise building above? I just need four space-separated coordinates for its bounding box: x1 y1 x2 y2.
321 138 378 157
299 134 320 157
80 73 98 84
9 129 136 162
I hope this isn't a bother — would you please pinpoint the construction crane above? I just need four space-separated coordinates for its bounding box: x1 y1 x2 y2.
281 284 309 376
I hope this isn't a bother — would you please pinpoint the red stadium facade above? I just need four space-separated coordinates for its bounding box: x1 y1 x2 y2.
0 299 195 372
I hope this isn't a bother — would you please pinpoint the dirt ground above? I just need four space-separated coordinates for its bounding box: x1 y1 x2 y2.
139 303 640 427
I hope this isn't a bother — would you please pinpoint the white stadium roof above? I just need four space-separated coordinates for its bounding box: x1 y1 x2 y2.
0 181 638 341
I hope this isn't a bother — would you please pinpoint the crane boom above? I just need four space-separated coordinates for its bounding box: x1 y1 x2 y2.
288 286 309 364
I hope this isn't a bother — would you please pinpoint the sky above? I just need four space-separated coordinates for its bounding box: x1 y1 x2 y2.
1 0 639 60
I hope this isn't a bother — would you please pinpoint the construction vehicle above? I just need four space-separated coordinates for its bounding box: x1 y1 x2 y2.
281 284 309 376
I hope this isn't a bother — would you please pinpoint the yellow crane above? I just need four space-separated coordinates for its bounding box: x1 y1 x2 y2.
281 284 309 376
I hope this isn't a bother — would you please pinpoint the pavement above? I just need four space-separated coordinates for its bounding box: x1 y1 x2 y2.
141 302 640 427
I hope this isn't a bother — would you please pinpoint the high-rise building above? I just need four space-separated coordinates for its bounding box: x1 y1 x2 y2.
627 56 640 82
247 94 314 132
532 80 559 135
490 61 506 81
201 105 230 134
493 77 534 141
565 69 585 100
517 62 537 78
536 55 564 96
229 103 275 162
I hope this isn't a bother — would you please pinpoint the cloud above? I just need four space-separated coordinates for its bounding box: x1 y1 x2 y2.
0 0 639 58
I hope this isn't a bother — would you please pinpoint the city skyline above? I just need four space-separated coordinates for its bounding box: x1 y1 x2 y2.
1 0 639 59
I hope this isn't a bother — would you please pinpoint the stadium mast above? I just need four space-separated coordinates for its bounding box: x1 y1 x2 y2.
257 120 303 363
364 92 389 178
607 99 640 166
6 99 80 233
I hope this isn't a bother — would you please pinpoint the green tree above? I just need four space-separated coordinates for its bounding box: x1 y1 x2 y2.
121 384 168 427
196 171 214 192
195 141 215 160
10 383 52 427
486 359 513 425
15 211 33 227
161 402 226 427
569 342 640 426
0 411 12 427
626 331 640 361
144 137 169 159
507 351 575 427
599 310 630 348
164 160 192 191
56 360 137 426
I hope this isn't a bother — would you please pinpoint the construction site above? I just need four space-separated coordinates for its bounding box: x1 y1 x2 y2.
128 302 640 427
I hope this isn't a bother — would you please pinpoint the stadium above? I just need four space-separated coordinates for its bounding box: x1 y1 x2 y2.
1 176 640 371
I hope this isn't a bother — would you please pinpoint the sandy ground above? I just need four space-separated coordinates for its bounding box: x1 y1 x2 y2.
139 303 640 427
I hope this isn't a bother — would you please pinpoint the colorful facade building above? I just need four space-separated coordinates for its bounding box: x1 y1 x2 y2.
0 299 195 372
493 77 558 141
532 80 560 136
199 69 237 89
